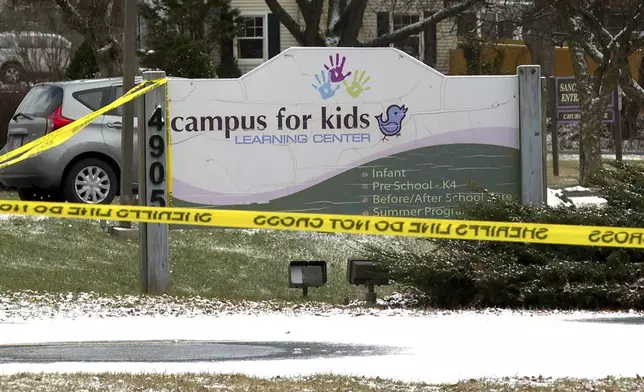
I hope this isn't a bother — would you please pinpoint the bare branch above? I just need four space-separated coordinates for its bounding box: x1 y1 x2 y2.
568 42 587 77
566 1 644 55
264 0 305 45
619 66 644 106
297 0 324 45
326 0 366 45
53 0 91 37
326 0 346 35
363 0 482 47
551 3 604 63
576 6 613 47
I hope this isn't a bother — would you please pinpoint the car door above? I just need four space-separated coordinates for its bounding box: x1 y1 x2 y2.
102 83 139 187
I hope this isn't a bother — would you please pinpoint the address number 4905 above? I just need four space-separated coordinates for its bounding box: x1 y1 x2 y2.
147 106 167 208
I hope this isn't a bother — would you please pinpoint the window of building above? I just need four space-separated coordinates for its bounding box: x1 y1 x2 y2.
481 12 514 39
456 12 478 36
376 13 421 60
236 16 265 60
456 11 515 39
605 12 644 36
392 14 421 58
481 12 498 38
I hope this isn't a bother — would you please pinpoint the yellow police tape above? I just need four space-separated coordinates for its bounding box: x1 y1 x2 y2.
0 199 643 248
0 77 169 170
164 79 173 207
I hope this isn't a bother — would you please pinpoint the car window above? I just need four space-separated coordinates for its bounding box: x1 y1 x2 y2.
73 87 110 111
107 85 139 118
0 33 15 49
15 85 63 117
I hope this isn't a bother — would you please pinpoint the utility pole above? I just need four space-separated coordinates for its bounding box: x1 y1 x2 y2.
120 0 137 228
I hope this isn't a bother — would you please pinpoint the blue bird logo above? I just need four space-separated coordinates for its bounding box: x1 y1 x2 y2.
375 104 408 141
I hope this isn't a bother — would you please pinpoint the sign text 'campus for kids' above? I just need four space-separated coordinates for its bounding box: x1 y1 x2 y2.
167 48 522 220
170 53 408 145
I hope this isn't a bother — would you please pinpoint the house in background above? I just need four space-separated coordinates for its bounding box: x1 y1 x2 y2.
134 4 285 75
135 1 521 76
221 0 460 74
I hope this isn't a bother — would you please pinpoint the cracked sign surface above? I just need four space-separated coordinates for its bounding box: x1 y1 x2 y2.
167 48 520 219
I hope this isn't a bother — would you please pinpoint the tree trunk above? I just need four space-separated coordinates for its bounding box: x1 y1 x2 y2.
568 42 609 186
96 45 123 77
523 1 555 80
578 99 604 185
621 57 644 140
54 0 123 77
523 0 557 178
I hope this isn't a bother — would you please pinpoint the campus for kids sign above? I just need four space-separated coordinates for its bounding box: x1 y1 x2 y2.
167 48 524 219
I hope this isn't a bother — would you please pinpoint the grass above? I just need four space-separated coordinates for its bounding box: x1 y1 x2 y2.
0 189 18 200
0 214 426 303
0 160 604 302
0 373 643 391
545 158 644 188
0 162 587 303
546 160 580 188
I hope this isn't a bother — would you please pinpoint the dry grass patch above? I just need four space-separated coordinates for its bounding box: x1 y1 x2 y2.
546 160 580 188
0 373 643 392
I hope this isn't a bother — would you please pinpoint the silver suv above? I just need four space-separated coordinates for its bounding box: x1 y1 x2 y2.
0 77 141 204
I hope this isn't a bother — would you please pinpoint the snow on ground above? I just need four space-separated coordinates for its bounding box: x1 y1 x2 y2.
0 310 643 384
567 195 608 206
0 291 430 321
547 187 607 207
0 187 609 222
550 153 644 161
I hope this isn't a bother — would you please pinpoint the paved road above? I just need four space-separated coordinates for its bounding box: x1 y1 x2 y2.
0 340 401 363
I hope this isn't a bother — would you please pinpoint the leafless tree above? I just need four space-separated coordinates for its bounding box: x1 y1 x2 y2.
0 0 80 83
264 0 485 47
52 0 124 77
552 0 644 184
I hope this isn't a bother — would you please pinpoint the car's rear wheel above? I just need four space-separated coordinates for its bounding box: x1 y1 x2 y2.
63 158 117 204
1 62 23 84
17 188 65 202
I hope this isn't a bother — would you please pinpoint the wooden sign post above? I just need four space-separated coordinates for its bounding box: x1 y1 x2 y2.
139 71 169 294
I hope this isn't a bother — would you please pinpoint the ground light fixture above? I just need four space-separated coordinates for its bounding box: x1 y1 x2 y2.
347 258 390 307
288 261 328 297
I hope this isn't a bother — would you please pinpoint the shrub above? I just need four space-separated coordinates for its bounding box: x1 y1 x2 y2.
142 35 216 78
363 161 644 310
66 40 98 80
216 43 242 78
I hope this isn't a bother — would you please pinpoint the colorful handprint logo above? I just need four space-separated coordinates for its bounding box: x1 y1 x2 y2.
325 53 351 82
312 70 339 100
312 53 371 100
344 70 371 99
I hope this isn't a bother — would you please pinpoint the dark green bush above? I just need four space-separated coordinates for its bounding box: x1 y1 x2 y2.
363 161 644 310
216 43 242 78
138 0 243 78
142 36 216 78
66 40 98 80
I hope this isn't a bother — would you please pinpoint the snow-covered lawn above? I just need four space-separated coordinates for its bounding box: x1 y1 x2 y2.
551 153 644 161
0 305 643 385
0 183 631 390
547 186 607 207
